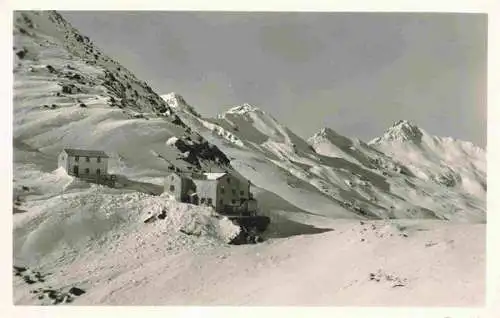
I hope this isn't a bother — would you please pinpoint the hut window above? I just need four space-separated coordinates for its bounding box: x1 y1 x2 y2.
86 157 90 162
227 178 231 184
231 200 236 204
75 156 79 161
240 190 244 196
170 185 175 192
97 157 101 163
220 187 225 194
84 168 90 174
232 189 236 195
219 199 223 205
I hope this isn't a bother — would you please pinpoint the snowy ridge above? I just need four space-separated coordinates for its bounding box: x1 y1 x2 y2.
308 127 365 164
225 103 262 115
199 120 245 148
161 92 201 117
14 11 171 115
221 103 293 145
371 120 424 143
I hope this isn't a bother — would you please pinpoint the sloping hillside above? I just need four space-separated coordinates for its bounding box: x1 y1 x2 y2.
12 11 241 305
13 10 230 187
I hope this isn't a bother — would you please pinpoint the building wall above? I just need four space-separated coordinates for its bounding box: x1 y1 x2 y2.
164 173 196 202
182 178 196 200
216 174 251 207
63 152 108 177
237 178 251 201
194 179 219 210
58 152 68 171
163 172 254 214
164 173 183 201
217 174 236 207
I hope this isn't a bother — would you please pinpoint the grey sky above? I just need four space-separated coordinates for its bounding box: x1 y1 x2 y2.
61 12 487 147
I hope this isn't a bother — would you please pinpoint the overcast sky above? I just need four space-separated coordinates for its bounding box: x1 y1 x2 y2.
62 12 487 147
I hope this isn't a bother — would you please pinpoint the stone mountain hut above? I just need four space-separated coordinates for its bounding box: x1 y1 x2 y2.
164 172 196 203
58 148 109 178
164 171 256 214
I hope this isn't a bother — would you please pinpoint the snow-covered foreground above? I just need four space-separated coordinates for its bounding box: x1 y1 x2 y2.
13 169 241 305
12 160 485 306
14 217 484 306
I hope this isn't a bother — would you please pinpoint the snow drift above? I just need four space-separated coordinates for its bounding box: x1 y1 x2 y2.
15 186 240 268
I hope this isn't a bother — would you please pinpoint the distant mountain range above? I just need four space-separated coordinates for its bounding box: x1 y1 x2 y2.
162 93 486 222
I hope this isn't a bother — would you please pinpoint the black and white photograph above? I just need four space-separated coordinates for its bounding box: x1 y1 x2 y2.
6 2 497 313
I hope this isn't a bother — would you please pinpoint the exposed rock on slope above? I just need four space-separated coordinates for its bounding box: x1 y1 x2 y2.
15 11 168 114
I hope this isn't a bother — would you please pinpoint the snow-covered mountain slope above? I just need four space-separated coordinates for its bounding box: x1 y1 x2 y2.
308 127 410 173
15 11 168 114
12 9 236 274
369 120 486 198
13 11 231 182
166 95 486 223
13 11 241 305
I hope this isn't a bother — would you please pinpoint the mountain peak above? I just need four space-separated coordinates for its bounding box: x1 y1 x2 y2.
318 127 333 134
376 119 424 143
225 103 262 115
392 119 418 129
161 92 187 108
161 93 202 117
312 127 337 139
312 126 353 141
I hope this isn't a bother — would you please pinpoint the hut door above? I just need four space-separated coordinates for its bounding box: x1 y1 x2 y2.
73 165 79 176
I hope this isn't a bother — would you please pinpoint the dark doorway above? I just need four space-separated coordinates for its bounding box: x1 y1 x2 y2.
190 194 199 205
73 165 79 176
